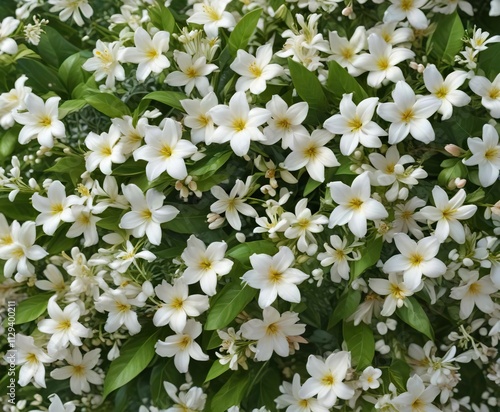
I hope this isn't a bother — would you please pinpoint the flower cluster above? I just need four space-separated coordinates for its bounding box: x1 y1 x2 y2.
0 0 499 411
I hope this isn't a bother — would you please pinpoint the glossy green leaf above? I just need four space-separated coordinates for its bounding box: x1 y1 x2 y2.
37 26 80 67
12 293 52 325
396 297 435 340
288 58 328 115
350 236 383 280
17 59 67 95
228 9 263 56
142 91 188 112
205 361 230 382
205 282 257 330
0 126 19 160
190 151 232 177
58 53 88 93
326 60 368 103
343 321 375 370
85 93 131 118
46 155 85 174
328 289 361 329
210 372 249 412
149 2 176 33
58 99 87 119
427 12 464 65
227 240 278 265
103 327 161 399
389 359 411 392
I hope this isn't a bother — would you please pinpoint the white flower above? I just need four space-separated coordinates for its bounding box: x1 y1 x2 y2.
241 246 309 308
284 129 339 183
354 34 415 88
0 17 19 55
0 74 31 129
377 81 441 144
95 290 142 335
367 22 414 46
181 92 218 144
323 94 386 155
383 233 447 290
133 119 197 181
51 348 103 395
210 178 257 231
423 64 471 120
299 352 355 408
119 184 179 245
46 394 76 412
392 375 440 412
281 198 329 255
369 273 415 315
82 40 125 89
0 220 48 281
450 272 498 319
163 382 207 412
328 172 388 238
66 205 100 247
15 334 53 388
418 186 477 244
469 74 500 118
155 319 209 373
166 51 217 96
112 115 147 155
186 0 236 38
391 197 426 239
181 235 233 296
153 279 209 332
32 180 80 235
317 235 356 282
275 373 329 412
48 0 93 26
359 366 382 391
13 94 65 148
230 43 284 95
122 27 170 81
262 95 309 149
92 175 129 212
240 307 306 361
209 91 271 156
384 0 429 30
462 123 500 187
327 26 367 76
36 264 67 293
85 125 126 175
469 27 500 51
433 0 473 15
109 240 156 273
37 297 91 355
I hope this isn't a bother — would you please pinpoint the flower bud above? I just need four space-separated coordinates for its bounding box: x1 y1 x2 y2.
445 144 464 157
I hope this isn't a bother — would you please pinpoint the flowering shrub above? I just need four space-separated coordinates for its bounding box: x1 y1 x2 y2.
1 0 500 411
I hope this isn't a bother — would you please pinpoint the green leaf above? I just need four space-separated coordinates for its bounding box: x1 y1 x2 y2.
58 99 87 119
479 43 500 78
426 12 464 65
149 2 176 33
326 60 368 103
389 359 411 392
205 361 230 382
396 296 434 340
190 150 232 177
288 58 329 118
12 293 52 325
210 372 249 412
37 26 80 67
205 330 222 350
85 93 131 118
0 195 37 221
343 321 375 370
227 240 278 265
0 126 19 161
46 155 85 174
205 282 257 330
438 161 467 187
103 326 161 399
164 204 209 234
328 289 361 329
350 236 383 280
228 9 263 56
150 360 181 408
17 59 67 95
141 91 188 112
58 53 88 93
396 297 435 340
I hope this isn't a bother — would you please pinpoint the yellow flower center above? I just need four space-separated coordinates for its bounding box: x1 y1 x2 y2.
348 116 363 132
468 282 481 296
484 147 499 161
248 62 263 77
377 57 390 71
116 302 131 313
203 5 220 21
390 283 406 299
51 203 64 215
185 67 198 78
73 364 86 377
141 209 153 220
400 0 414 12
321 374 335 386
348 197 363 210
57 319 72 331
232 118 247 132
161 145 173 158
12 246 25 259
409 253 423 266
400 108 415 123
100 146 113 156
39 115 52 127
266 322 279 335
171 297 185 310
178 335 192 349
488 87 500 99
341 47 354 61
277 118 291 130
26 353 38 364
146 49 159 60
435 86 448 99
268 269 283 283
198 114 210 127
304 145 318 159
199 258 212 270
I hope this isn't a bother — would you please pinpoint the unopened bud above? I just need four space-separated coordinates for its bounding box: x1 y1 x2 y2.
445 144 464 157
462 257 474 267
342 6 353 16
454 177 467 188
236 232 246 243
353 150 363 160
